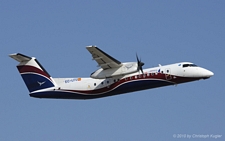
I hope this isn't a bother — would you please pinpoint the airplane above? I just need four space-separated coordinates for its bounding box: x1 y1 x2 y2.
9 46 214 100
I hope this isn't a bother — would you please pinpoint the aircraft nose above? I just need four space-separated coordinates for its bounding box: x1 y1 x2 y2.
207 70 214 77
202 69 214 79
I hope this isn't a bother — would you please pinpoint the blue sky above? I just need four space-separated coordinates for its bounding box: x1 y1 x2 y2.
1 1 224 140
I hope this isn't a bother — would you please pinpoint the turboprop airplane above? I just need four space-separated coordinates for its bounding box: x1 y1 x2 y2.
9 46 214 99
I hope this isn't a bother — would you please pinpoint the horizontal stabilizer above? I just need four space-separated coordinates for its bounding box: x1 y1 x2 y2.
9 53 32 62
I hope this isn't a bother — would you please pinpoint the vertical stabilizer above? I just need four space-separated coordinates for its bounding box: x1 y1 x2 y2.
9 53 56 93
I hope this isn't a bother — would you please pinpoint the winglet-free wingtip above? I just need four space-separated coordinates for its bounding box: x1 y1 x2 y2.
9 53 17 58
86 45 97 48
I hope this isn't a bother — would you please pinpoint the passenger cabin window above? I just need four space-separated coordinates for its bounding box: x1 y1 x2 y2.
183 64 198 68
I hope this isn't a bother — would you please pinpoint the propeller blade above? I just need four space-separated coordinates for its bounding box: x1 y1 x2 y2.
136 53 140 63
140 66 144 74
136 53 145 74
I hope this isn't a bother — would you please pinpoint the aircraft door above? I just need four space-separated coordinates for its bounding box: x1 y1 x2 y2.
165 68 172 80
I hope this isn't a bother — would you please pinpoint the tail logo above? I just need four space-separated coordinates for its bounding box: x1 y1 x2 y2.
37 81 46 86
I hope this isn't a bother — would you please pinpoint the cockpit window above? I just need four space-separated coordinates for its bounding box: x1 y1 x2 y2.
183 64 198 68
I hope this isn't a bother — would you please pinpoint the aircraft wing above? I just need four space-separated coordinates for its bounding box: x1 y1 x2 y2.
86 46 122 69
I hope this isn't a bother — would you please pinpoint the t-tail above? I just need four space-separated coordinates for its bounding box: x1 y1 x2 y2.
9 53 57 93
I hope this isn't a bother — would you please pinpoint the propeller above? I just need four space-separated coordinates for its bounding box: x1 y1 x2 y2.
136 53 145 74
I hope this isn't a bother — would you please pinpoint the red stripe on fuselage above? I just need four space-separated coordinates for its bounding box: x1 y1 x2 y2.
17 65 51 78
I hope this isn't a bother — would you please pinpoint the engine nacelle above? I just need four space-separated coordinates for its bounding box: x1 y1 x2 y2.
91 62 138 79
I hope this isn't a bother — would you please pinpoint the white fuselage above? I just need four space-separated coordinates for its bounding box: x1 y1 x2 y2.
51 62 213 93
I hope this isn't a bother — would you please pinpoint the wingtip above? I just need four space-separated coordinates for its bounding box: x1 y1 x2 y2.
86 45 97 48
9 53 18 56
